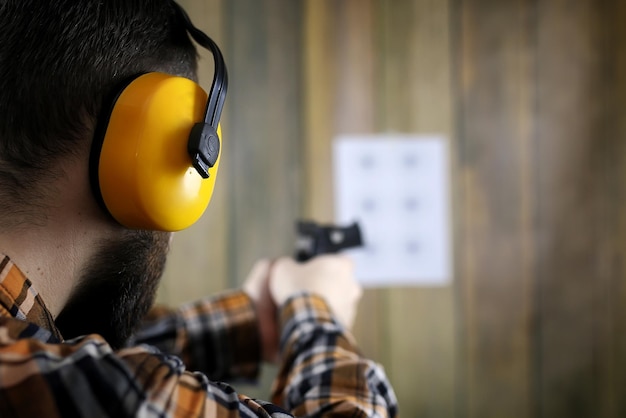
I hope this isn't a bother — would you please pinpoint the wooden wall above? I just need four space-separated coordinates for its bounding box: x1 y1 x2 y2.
159 0 626 416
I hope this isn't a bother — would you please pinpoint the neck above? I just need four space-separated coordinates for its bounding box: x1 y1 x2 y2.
0 154 115 319
0 216 100 318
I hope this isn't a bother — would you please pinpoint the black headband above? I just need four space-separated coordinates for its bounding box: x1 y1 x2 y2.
170 1 228 130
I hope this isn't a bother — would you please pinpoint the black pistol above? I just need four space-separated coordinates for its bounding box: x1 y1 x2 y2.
295 220 363 262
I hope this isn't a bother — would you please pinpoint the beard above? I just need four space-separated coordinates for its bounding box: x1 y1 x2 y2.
55 230 171 350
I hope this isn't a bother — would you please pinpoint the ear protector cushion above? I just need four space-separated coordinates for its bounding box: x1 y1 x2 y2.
90 72 221 231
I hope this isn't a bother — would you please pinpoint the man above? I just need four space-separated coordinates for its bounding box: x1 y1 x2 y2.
0 1 398 417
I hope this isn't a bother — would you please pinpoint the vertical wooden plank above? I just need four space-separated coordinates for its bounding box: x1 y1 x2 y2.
303 0 337 223
334 0 377 134
332 0 390 372
159 0 230 305
534 1 615 417
454 0 535 416
303 0 388 365
224 0 303 285
224 0 269 286
220 0 303 401
609 2 626 416
592 3 626 417
380 0 457 416
264 0 304 252
383 0 453 130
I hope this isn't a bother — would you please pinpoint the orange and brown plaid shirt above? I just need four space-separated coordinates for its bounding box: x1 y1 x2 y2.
0 254 397 417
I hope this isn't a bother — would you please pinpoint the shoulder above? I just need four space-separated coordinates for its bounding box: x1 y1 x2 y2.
0 317 174 416
0 319 290 417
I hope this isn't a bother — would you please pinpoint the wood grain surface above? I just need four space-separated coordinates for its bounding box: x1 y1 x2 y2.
159 1 626 416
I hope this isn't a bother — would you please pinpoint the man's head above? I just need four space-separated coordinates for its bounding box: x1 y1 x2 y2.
0 0 201 347
0 0 198 219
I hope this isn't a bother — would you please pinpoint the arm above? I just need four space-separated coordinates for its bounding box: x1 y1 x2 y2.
133 258 283 381
132 290 261 382
248 256 399 417
274 293 398 417
134 255 398 416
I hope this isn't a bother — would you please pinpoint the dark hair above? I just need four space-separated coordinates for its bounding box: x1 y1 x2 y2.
0 0 198 220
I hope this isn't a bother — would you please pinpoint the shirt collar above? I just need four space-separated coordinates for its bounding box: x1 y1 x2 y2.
0 254 63 341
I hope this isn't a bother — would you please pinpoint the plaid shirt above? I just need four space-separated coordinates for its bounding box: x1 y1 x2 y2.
0 255 398 417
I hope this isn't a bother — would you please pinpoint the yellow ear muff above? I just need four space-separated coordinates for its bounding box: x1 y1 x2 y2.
93 72 220 231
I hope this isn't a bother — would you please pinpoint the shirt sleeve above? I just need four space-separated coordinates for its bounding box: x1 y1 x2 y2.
132 290 261 382
273 293 399 417
134 290 398 417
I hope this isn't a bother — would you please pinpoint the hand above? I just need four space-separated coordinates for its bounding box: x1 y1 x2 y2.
269 255 362 330
242 259 280 363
